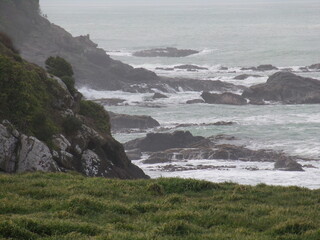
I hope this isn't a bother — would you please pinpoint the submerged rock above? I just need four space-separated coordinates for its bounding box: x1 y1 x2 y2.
133 47 199 58
201 92 247 105
242 72 320 104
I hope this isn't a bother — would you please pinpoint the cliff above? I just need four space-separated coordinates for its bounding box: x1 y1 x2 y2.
0 0 159 90
0 34 148 179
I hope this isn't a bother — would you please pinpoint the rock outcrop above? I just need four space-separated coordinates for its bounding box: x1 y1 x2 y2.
242 72 320 104
133 47 199 57
125 131 305 171
201 92 247 105
108 112 160 131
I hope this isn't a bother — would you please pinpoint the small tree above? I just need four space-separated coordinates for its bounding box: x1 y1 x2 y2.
45 56 74 78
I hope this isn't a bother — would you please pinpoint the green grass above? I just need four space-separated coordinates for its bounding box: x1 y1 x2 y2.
0 172 320 240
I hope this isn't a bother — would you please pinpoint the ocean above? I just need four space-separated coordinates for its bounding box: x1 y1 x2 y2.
41 0 320 188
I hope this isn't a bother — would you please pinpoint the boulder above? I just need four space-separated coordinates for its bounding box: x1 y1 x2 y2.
186 99 205 104
108 112 160 130
274 156 304 171
133 47 199 58
153 93 168 99
242 72 320 104
201 92 247 105
17 135 60 173
124 131 205 152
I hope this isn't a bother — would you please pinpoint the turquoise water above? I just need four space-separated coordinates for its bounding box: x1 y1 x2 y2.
41 0 320 67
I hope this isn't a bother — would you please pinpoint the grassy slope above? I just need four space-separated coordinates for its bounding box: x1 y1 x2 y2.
0 173 319 240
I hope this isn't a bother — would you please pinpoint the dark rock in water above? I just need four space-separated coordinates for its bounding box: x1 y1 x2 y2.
133 47 199 58
234 74 263 80
93 98 125 106
155 67 175 71
201 92 247 105
124 131 205 152
249 99 265 105
175 121 235 128
242 72 320 104
274 156 304 171
126 149 142 160
299 67 309 72
213 121 235 126
219 66 228 70
308 63 320 70
186 99 205 104
174 64 208 71
256 64 278 71
240 65 278 71
108 112 160 130
153 93 168 99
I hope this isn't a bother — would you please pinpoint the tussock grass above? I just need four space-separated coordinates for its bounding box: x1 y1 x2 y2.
0 172 320 239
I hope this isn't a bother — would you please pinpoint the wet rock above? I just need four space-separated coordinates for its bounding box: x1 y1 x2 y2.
124 131 205 152
174 64 208 71
274 156 303 171
242 72 320 104
213 121 235 126
308 63 320 70
219 66 228 70
81 150 102 177
133 47 199 58
152 93 168 99
234 74 263 80
155 67 175 71
201 91 247 105
186 99 205 104
108 112 160 130
256 64 278 71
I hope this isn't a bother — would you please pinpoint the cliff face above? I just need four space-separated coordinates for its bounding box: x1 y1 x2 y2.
0 0 159 90
0 36 148 179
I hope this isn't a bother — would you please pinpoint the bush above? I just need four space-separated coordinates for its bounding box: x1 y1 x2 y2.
79 100 110 134
60 76 76 95
62 116 82 135
45 56 74 78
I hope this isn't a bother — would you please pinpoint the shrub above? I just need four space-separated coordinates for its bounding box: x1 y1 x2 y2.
60 76 76 95
45 56 74 78
62 116 82 135
0 32 19 54
79 100 110 134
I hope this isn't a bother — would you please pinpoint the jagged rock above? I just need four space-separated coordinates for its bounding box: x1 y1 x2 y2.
274 156 303 171
308 63 320 70
81 150 102 177
133 47 199 58
186 99 205 104
153 93 168 99
242 72 320 104
201 92 247 105
0 123 19 172
234 74 262 80
108 112 160 130
53 134 71 151
124 131 205 152
174 65 208 71
17 135 60 173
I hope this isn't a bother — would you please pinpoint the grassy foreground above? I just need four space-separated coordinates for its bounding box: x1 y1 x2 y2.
0 172 319 240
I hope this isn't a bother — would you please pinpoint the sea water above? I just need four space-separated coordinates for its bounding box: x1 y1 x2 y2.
41 0 320 188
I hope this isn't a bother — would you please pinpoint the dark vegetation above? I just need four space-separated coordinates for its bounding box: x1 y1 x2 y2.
0 172 320 240
0 33 111 144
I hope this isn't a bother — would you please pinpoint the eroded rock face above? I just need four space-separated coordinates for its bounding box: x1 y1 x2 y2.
17 135 59 173
133 48 199 58
201 92 247 105
242 72 320 104
108 112 160 131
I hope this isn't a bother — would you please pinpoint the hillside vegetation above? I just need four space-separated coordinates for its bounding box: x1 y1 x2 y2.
0 172 319 240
